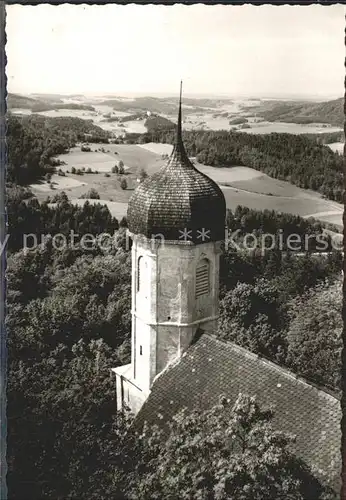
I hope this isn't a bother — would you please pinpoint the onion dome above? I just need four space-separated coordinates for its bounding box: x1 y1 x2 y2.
127 82 226 244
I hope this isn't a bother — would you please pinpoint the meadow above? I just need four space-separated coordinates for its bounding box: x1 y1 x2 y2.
29 141 343 229
327 142 344 154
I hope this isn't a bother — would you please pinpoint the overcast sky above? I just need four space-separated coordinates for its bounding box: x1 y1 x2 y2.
6 4 345 98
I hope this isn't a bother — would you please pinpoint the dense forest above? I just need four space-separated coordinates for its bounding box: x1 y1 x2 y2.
303 130 344 145
225 205 339 253
218 251 341 392
140 128 344 202
6 184 341 498
7 186 119 253
7 114 111 184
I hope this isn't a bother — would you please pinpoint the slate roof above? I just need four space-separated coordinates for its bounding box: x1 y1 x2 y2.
135 334 341 490
127 83 226 243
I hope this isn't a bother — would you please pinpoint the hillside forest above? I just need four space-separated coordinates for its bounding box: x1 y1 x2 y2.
249 97 344 127
142 128 344 202
7 114 111 184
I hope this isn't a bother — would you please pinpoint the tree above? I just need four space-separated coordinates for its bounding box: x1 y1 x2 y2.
6 229 133 499
118 160 125 174
286 278 342 392
7 338 132 500
218 279 287 362
119 216 128 228
6 192 119 252
126 394 335 500
120 178 127 190
80 188 100 199
52 191 69 203
139 168 148 182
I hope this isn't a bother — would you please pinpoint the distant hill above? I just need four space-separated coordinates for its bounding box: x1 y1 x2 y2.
7 93 95 112
99 96 231 115
32 103 96 112
31 93 85 101
252 98 343 127
144 114 175 132
99 97 178 115
7 93 43 109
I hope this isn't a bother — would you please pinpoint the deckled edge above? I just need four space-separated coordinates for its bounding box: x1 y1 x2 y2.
3 1 345 6
0 3 7 500
1 4 344 500
342 11 346 500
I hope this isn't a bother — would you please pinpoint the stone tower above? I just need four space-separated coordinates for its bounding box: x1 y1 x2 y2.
113 83 226 414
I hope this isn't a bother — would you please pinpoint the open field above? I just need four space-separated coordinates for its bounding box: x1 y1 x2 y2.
30 143 165 204
32 171 135 205
224 176 315 198
240 121 342 135
31 176 87 192
181 112 342 135
29 141 343 228
139 142 173 156
327 142 344 154
48 198 127 221
57 144 162 174
69 198 128 220
222 186 342 223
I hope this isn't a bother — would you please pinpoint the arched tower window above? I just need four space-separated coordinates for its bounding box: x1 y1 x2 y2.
195 258 210 298
137 256 143 292
137 256 148 298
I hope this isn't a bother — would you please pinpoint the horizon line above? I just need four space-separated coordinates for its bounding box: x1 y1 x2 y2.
8 90 342 101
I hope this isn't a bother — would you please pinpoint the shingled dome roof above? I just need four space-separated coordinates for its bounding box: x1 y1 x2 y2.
127 83 226 243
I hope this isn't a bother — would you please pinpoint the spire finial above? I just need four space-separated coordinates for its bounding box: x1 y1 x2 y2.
176 80 183 146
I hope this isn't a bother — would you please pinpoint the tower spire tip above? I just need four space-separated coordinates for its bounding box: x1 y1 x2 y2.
177 81 183 146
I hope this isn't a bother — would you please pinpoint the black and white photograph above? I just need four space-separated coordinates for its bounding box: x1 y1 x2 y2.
3 3 345 499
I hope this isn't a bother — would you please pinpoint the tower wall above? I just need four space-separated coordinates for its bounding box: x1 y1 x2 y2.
131 236 222 393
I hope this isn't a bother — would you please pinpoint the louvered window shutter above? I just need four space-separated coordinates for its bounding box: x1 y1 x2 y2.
196 259 210 298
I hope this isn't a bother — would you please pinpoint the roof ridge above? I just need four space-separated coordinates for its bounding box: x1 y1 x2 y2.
152 352 183 385
175 80 183 148
200 333 340 402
